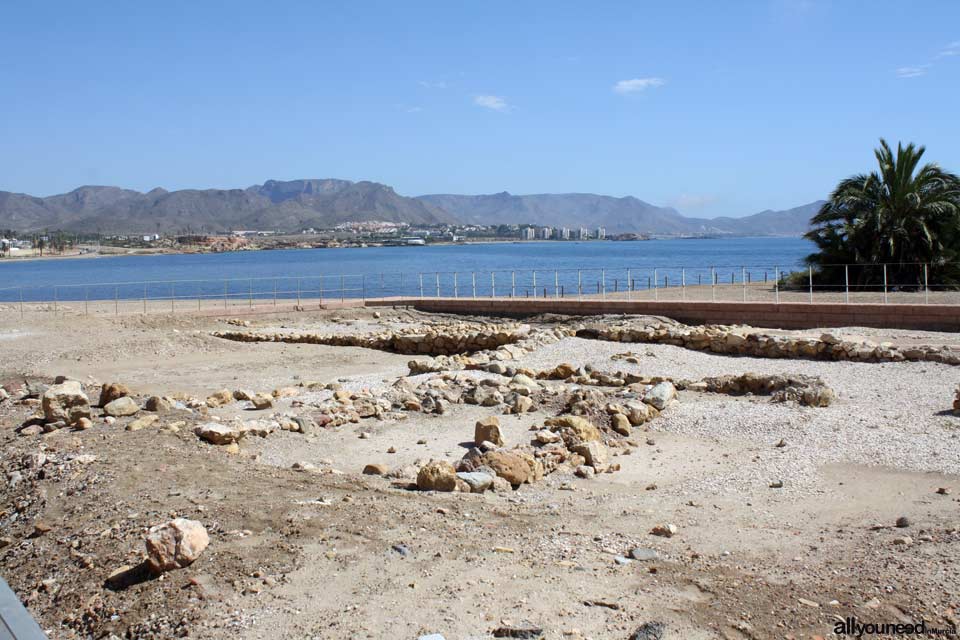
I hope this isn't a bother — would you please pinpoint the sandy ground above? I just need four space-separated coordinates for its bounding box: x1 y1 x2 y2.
0 307 958 640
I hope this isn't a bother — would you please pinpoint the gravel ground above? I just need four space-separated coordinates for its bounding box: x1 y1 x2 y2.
513 337 960 494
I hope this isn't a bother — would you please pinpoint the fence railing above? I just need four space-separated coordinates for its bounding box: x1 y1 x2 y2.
0 262 957 316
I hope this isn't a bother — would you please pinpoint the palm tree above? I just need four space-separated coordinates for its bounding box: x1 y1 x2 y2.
805 139 960 287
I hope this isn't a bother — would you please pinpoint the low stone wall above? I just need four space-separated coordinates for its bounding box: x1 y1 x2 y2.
365 298 960 332
212 322 533 356
584 322 960 365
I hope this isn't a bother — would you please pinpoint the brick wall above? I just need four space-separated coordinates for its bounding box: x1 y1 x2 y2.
364 298 960 331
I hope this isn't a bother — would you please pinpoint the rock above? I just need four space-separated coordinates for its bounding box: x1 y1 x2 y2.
145 396 173 413
544 416 601 446
456 471 494 493
144 518 210 572
892 536 913 546
42 381 92 425
273 387 299 399
0 388 8 403
416 460 458 492
650 523 677 538
75 417 93 430
575 465 595 479
250 393 274 410
474 416 504 446
769 480 784 489
534 429 562 445
206 389 234 408
482 450 531 486
513 395 534 413
611 413 632 435
625 401 654 426
126 414 159 431
895 516 910 528
98 382 131 407
353 397 378 418
510 373 539 392
363 463 389 476
628 548 659 561
643 381 677 410
232 389 255 402
492 625 543 639
571 441 609 469
629 622 666 640
103 396 140 417
194 422 243 445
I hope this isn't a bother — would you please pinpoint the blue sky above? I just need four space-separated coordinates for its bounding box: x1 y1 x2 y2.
1 0 958 217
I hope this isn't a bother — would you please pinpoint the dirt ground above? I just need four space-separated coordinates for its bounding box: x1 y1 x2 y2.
0 307 958 640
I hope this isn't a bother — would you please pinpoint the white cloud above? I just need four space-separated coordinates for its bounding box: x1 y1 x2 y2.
937 41 960 57
613 77 665 94
474 95 509 111
895 65 930 78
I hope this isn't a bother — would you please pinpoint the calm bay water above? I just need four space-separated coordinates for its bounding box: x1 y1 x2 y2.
0 237 813 302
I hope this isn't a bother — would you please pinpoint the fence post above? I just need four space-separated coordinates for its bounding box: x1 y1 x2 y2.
808 266 813 303
224 280 229 310
577 270 582 300
554 270 559 298
511 271 516 298
774 266 780 304
532 270 537 293
319 275 324 305
471 272 476 299
711 266 716 302
681 268 686 301
626 269 632 300
741 266 746 302
882 264 888 304
653 268 658 301
435 272 440 298
844 264 849 303
601 269 606 300
924 263 929 304
454 273 459 298
491 272 495 298
419 273 424 299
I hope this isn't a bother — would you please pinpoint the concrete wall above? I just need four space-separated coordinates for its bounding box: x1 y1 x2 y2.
365 298 960 331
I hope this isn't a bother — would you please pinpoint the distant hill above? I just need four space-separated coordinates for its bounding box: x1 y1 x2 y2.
0 179 823 236
0 179 455 234
418 192 824 236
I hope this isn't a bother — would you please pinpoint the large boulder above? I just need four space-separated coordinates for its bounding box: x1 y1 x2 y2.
206 389 234 408
194 422 242 445
98 382 131 408
145 395 173 413
456 471 494 493
103 396 140 417
42 381 91 425
571 441 609 469
145 518 209 572
643 382 677 411
417 460 458 492
481 450 530 486
474 416 504 446
544 416 601 447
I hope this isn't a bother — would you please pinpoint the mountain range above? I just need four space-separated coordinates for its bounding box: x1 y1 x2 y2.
0 179 823 236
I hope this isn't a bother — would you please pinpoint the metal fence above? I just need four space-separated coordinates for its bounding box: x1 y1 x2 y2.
0 262 957 316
